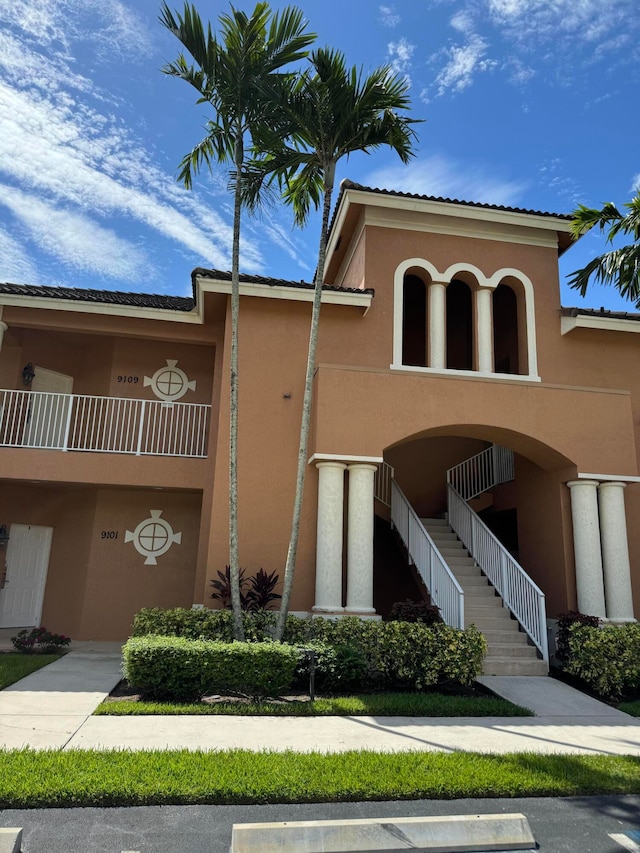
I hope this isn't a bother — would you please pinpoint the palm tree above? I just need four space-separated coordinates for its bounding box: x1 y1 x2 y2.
568 191 640 307
260 48 420 639
160 2 314 640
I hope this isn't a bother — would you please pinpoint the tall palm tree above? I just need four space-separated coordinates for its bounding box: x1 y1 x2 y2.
568 191 640 306
160 2 314 640
259 48 420 639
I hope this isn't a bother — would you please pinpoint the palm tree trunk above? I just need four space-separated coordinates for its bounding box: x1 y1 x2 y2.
275 161 336 640
229 133 245 641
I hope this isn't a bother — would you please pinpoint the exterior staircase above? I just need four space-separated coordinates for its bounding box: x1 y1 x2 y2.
421 517 548 676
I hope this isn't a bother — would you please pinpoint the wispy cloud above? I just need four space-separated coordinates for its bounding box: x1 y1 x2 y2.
0 0 154 60
0 184 149 280
364 156 527 206
538 158 583 207
0 2 273 286
0 225 39 284
487 0 637 51
378 5 400 27
424 9 497 99
387 37 416 83
423 0 638 100
632 174 640 193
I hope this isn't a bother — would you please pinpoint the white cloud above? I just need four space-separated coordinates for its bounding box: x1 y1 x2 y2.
364 156 527 206
434 34 496 95
0 226 39 283
0 184 148 280
0 0 154 61
486 0 636 48
387 37 416 82
379 5 400 27
632 174 640 193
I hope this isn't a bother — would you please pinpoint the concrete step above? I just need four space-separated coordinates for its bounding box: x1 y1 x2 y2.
466 603 510 617
482 657 548 676
422 518 449 527
426 531 458 542
450 564 483 577
465 616 514 632
456 575 491 587
480 626 524 642
488 642 539 658
464 588 501 600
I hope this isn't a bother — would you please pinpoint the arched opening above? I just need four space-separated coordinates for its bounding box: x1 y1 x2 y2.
446 279 473 370
402 274 427 367
493 283 519 375
378 426 576 620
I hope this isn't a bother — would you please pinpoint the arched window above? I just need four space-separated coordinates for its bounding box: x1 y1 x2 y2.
493 283 519 375
402 274 427 367
446 279 473 370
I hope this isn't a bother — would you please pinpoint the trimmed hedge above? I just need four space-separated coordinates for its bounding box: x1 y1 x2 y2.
565 622 640 700
132 609 486 690
123 637 299 700
132 608 276 642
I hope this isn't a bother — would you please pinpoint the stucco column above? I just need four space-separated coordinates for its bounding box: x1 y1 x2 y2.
428 281 447 369
598 481 635 622
345 463 377 614
313 462 346 613
567 480 606 618
476 287 494 373
0 321 7 352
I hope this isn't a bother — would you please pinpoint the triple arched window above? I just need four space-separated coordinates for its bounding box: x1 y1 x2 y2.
392 259 539 380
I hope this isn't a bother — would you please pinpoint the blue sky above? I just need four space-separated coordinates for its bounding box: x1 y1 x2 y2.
0 0 638 310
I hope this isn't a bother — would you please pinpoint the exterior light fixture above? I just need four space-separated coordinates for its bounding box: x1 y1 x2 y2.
0 525 9 548
22 363 35 385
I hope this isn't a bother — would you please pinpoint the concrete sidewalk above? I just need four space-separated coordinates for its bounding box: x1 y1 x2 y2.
2 649 640 754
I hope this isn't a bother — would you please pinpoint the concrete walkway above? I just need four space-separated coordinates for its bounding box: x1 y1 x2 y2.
2 648 640 754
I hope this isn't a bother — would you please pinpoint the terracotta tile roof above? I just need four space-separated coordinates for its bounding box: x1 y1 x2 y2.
336 179 573 221
562 306 640 322
192 267 374 295
0 281 194 311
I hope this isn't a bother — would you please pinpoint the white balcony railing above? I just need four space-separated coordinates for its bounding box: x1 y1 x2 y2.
391 479 464 629
0 389 210 458
447 444 514 501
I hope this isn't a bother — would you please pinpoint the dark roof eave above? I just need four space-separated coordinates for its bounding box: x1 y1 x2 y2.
562 306 640 322
192 267 374 296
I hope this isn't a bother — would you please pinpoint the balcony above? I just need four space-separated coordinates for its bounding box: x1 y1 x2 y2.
0 389 211 458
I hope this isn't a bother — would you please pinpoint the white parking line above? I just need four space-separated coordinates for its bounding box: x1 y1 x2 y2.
610 833 640 852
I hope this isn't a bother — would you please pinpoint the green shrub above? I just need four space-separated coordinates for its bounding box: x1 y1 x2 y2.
565 623 640 699
130 610 486 691
294 642 367 692
387 600 443 625
132 608 276 642
123 636 298 701
555 610 600 666
283 616 485 689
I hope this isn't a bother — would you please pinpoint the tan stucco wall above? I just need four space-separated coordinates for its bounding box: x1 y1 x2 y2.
4 201 640 631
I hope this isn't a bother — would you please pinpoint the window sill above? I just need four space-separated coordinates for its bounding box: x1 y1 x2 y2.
389 364 542 382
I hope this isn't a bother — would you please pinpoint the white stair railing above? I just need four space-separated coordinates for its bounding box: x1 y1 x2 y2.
0 389 211 458
448 483 548 662
374 461 394 506
447 444 514 501
391 480 464 629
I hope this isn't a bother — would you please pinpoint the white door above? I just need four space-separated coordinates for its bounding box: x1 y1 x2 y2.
25 367 74 449
0 525 53 628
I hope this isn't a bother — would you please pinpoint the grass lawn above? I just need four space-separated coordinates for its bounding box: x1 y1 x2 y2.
0 654 61 690
619 700 640 716
1 750 639 808
95 690 531 717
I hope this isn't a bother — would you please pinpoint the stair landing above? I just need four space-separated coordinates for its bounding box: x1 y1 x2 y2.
422 518 548 677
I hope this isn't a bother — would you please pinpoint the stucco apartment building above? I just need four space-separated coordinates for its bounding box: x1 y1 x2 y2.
0 181 637 673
